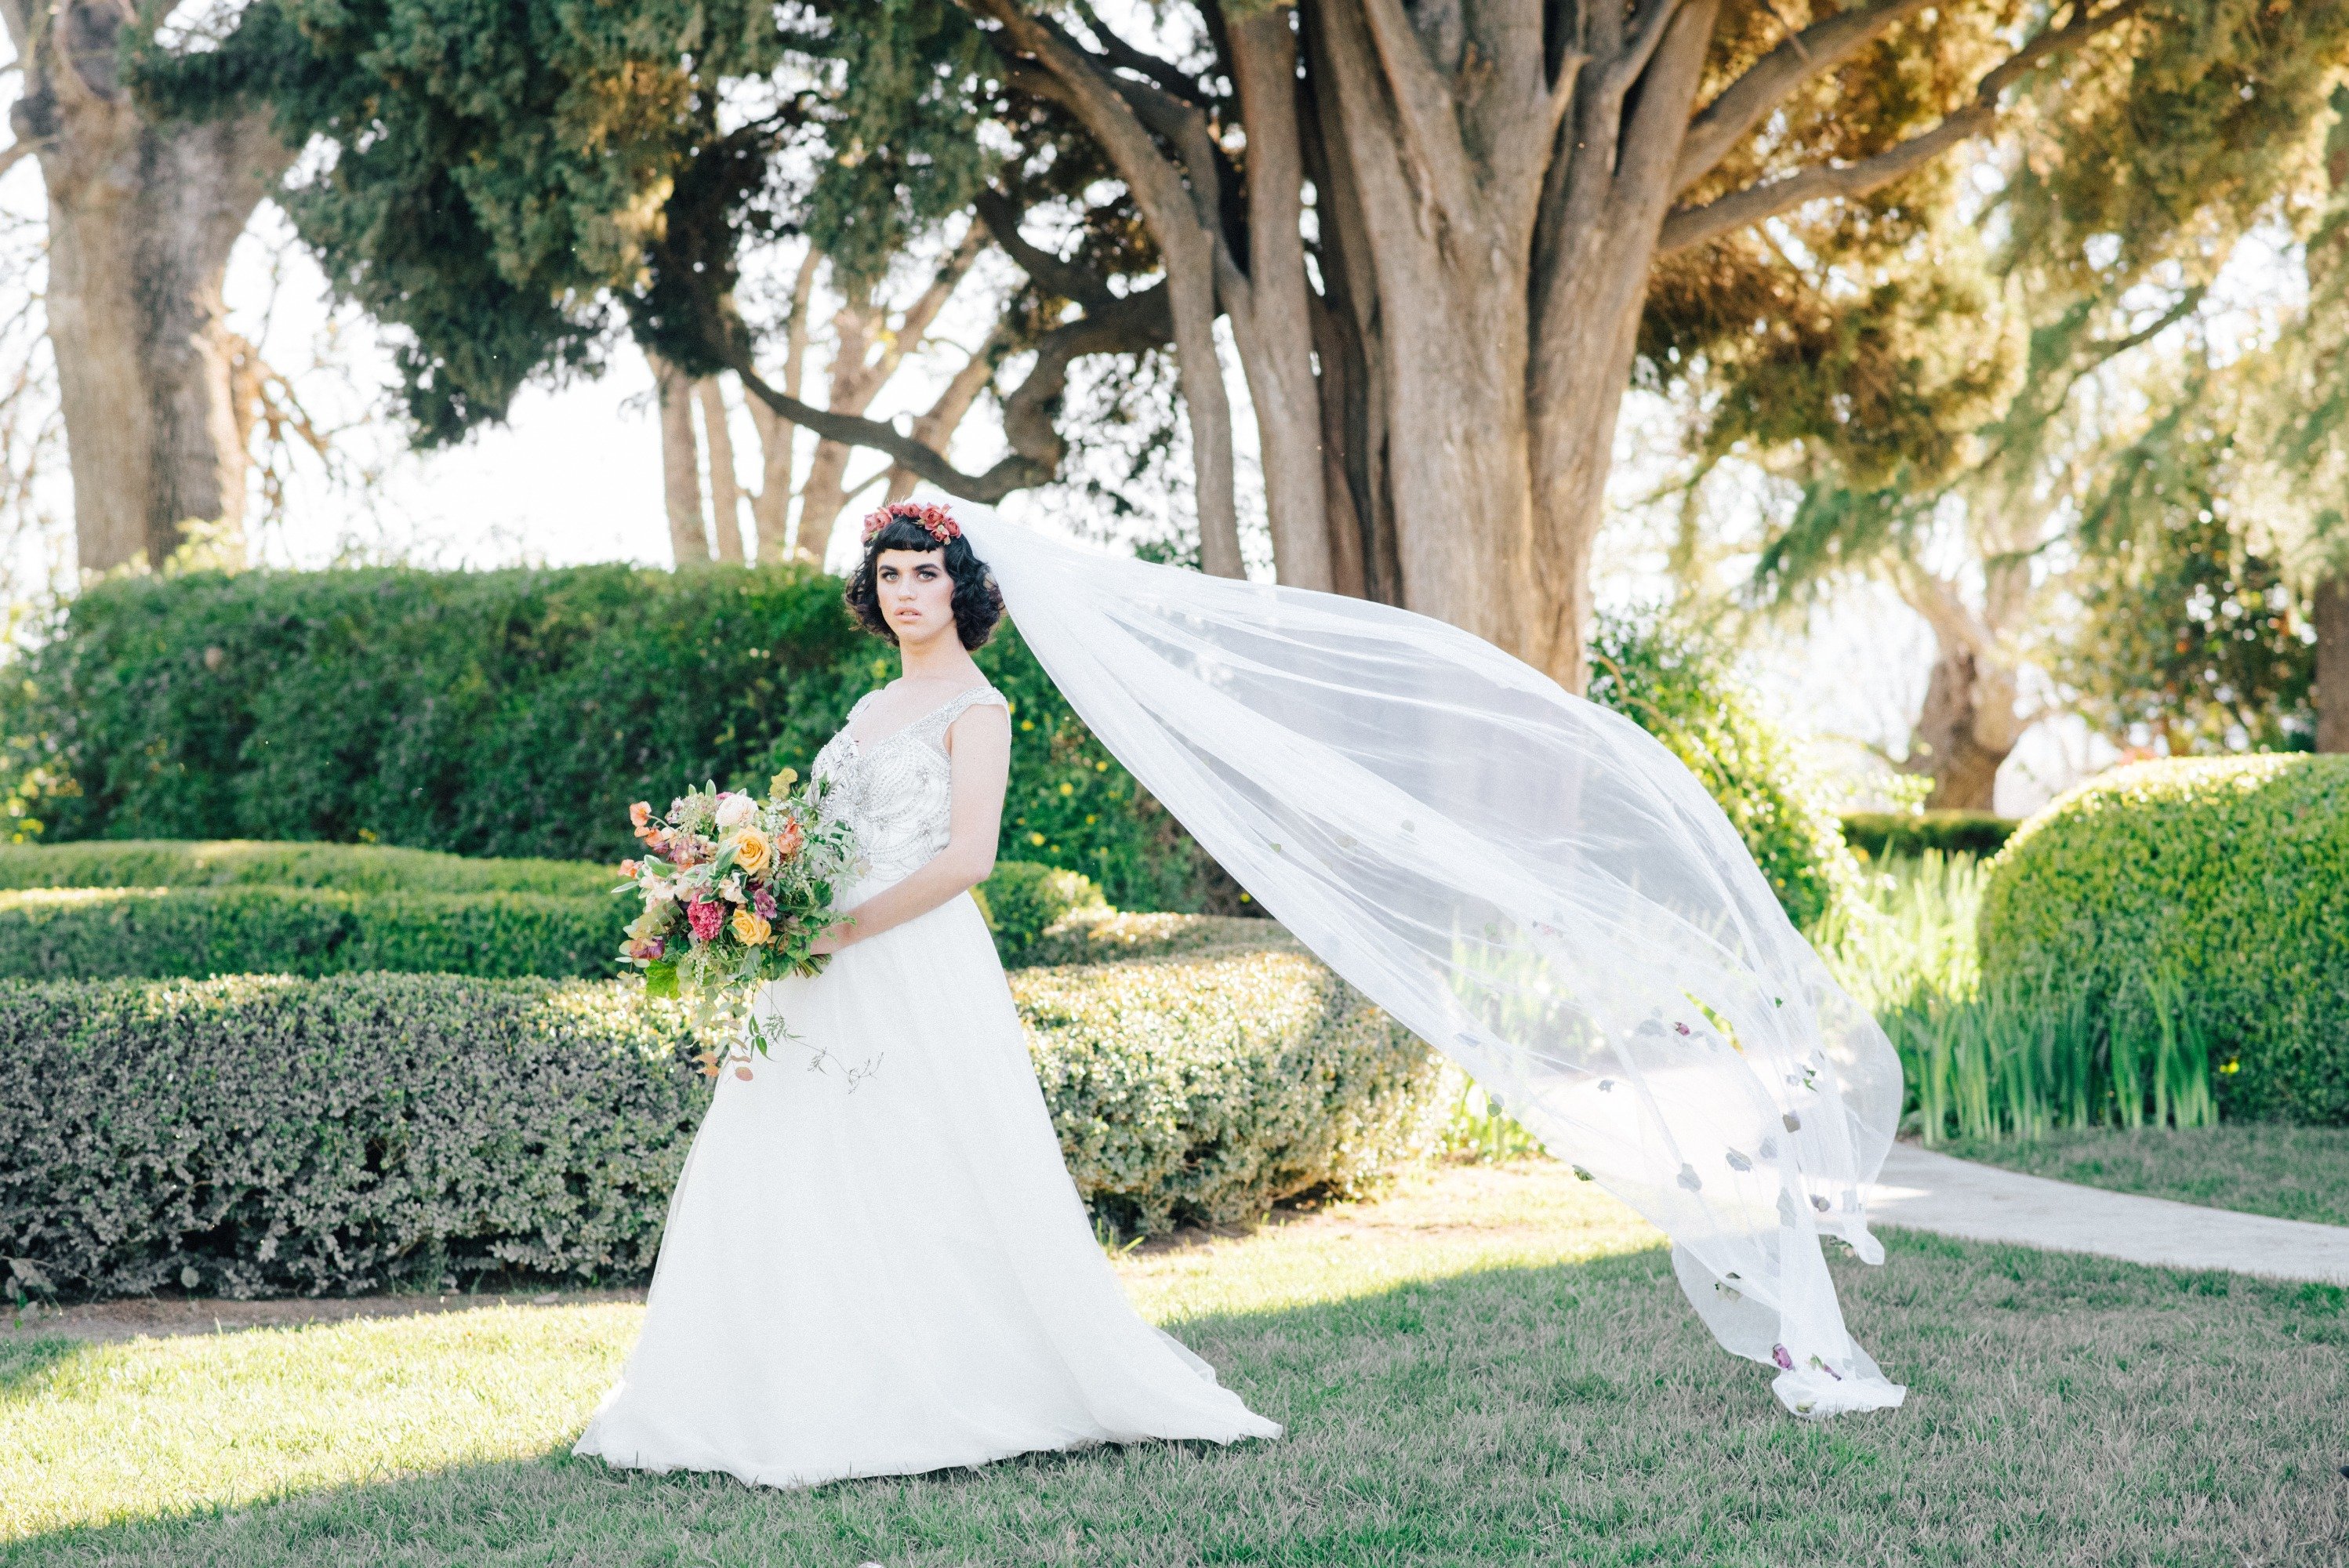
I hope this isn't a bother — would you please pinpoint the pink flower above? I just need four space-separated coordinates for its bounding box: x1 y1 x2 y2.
630 801 652 829
752 885 778 921
626 938 665 962
1771 1344 1795 1370
686 898 725 943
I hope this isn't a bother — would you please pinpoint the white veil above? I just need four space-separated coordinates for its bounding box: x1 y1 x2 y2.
959 506 1906 1417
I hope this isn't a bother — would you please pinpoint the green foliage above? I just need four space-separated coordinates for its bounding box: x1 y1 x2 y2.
1015 946 1446 1239
0 839 612 897
0 563 1214 913
0 939 1443 1298
1886 971 2216 1147
2063 403 2318 753
0 887 628 981
1584 611 1857 929
130 0 790 439
972 860 1106 967
4 564 1876 923
1838 811 2019 862
0 975 710 1299
1980 757 2349 1124
1817 849 2217 1143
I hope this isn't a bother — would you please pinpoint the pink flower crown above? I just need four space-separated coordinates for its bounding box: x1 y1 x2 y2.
862 500 961 547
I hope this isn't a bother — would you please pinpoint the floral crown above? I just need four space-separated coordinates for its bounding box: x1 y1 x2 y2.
862 500 961 547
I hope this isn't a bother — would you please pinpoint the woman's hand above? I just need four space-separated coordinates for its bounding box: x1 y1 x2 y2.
810 916 856 957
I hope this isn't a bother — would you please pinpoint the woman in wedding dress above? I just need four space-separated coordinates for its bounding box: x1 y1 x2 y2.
574 502 1280 1490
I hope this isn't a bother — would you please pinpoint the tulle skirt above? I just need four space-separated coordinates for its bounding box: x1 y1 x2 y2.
572 880 1281 1490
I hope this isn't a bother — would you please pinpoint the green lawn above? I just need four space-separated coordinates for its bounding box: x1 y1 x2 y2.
1939 1123 2349 1229
5 1162 2345 1566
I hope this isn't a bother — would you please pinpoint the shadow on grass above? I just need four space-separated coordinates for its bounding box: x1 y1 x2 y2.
9 1237 2348 1568
0 1336 88 1402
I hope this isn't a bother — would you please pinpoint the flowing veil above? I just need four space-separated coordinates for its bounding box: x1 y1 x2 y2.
958 504 1906 1417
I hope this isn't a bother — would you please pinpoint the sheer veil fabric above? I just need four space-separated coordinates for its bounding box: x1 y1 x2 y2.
958 506 1906 1417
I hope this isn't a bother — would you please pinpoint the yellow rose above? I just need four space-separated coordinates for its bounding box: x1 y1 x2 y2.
732 908 772 947
732 828 770 874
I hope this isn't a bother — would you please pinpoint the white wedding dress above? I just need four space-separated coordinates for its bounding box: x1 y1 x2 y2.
574 683 1281 1489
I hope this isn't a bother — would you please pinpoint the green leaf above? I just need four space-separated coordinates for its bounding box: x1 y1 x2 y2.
644 960 679 999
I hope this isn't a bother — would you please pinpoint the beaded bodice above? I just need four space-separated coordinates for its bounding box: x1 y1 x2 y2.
812 684 1007 884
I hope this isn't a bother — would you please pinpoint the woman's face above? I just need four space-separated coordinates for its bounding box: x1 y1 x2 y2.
873 548 957 648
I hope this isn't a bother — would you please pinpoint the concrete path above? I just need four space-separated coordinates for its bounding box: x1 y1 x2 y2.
1869 1143 2349 1287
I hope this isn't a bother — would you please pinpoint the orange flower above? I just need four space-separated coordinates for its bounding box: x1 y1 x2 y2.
630 801 652 829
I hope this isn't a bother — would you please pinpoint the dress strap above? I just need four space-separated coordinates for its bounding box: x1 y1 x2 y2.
911 683 1005 750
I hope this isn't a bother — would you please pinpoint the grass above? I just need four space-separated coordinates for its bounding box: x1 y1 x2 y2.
5 1162 2346 1566
1940 1123 2349 1229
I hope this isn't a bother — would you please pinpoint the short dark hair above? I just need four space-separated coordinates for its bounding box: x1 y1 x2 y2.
845 513 1004 651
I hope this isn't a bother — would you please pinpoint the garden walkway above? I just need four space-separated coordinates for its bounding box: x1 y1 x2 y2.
1871 1144 2349 1286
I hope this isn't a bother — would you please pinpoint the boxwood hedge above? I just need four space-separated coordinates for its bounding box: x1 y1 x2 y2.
1979 756 2349 1123
0 886 629 980
0 838 612 897
0 932 1442 1301
1839 810 2020 862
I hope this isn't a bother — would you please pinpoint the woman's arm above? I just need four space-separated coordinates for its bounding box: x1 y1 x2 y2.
811 703 1011 953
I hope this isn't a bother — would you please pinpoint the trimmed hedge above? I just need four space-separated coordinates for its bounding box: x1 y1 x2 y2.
973 861 1109 966
0 975 705 1300
0 564 1225 913
1017 943 1443 1236
0 934 1443 1299
1980 757 2349 1123
0 838 612 897
2 564 1849 924
0 886 629 980
1841 810 2020 862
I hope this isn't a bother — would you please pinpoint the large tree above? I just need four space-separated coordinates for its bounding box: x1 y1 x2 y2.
1673 5 2349 800
5 0 293 572
143 0 2340 693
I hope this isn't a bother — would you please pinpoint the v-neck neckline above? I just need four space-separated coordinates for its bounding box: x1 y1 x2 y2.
845 683 992 753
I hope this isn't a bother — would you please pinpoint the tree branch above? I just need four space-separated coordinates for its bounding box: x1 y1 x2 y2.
0 136 42 179
1356 0 1478 223
731 361 1045 504
1673 0 1937 194
973 187 1114 309
1600 0 1692 107
1659 0 2144 255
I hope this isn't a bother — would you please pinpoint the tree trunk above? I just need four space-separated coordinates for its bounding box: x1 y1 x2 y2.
1308 0 1557 657
1224 6 1331 591
9 0 292 573
652 352 710 564
695 378 745 562
2318 573 2349 755
1904 641 2022 810
746 248 820 562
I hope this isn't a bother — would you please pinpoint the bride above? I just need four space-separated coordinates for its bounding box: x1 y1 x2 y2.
574 502 1281 1489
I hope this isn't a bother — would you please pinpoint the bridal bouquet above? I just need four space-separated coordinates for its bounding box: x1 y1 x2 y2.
618 769 860 1078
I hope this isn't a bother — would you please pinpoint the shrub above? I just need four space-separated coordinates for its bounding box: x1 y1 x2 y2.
0 938 1443 1299
1016 945 1445 1236
0 887 629 980
0 838 612 897
1585 612 1858 927
0 975 706 1300
1839 811 2020 862
5 565 1864 920
0 564 1221 913
972 861 1108 966
1979 757 2349 1124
